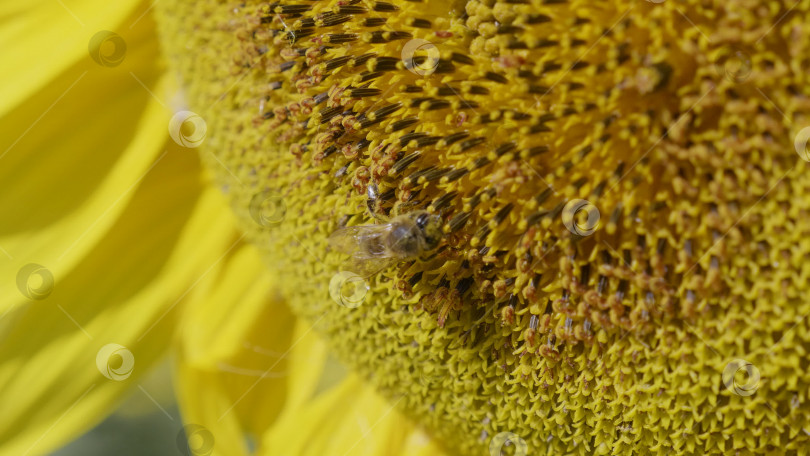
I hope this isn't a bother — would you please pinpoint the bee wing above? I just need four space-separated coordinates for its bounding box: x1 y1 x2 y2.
328 224 385 256
328 224 401 277
345 255 401 278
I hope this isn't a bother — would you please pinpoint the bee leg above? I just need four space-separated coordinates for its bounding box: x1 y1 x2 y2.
365 182 390 221
419 252 439 262
365 205 390 222
366 201 390 222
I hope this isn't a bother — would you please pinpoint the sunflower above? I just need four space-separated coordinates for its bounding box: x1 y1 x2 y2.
1 2 440 456
4 0 810 455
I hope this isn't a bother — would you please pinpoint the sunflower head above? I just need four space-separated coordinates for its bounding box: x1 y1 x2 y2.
156 0 810 453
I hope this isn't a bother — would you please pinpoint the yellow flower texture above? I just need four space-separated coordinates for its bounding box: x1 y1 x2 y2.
155 0 810 454
1 1 439 456
3 0 810 455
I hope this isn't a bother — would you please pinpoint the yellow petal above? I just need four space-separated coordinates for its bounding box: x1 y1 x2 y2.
175 245 301 452
258 337 448 456
0 0 146 118
259 374 448 456
174 361 252 456
181 245 284 368
282 321 330 412
0 10 172 316
0 145 240 455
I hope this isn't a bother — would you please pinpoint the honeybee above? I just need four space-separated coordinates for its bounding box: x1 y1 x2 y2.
329 210 443 277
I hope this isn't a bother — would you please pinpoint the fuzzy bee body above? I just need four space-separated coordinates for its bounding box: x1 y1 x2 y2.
329 210 443 277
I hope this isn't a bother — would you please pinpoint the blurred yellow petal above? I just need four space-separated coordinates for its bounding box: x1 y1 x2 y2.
259 372 448 456
283 321 330 412
2 3 448 456
0 0 146 118
174 246 298 454
174 362 251 456
176 256 445 456
0 143 240 455
181 245 281 368
179 243 296 429
0 11 170 316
